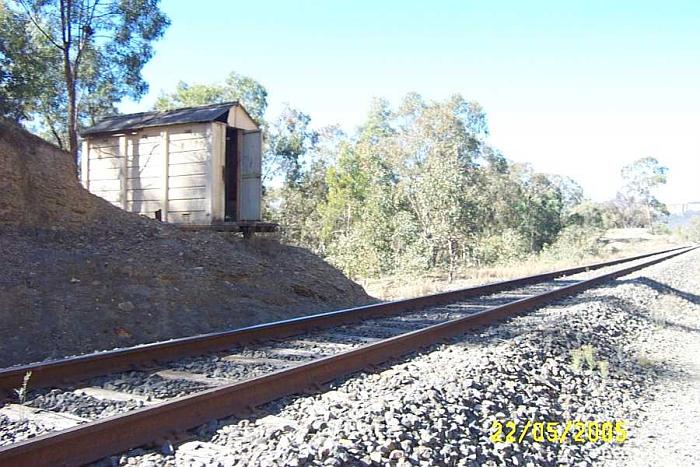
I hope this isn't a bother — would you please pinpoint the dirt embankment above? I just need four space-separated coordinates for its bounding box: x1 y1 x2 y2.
0 120 373 367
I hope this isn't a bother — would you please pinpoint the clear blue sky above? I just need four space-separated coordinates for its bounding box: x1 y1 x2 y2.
121 0 700 206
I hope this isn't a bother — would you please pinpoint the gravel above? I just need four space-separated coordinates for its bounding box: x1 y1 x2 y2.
107 248 700 466
168 355 291 380
0 415 45 447
92 372 210 399
26 389 145 419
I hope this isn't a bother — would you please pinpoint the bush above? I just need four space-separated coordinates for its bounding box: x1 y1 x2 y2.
678 216 700 242
651 223 671 235
541 225 603 261
471 229 530 265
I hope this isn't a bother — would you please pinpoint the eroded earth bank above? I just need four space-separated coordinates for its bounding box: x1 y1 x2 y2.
0 121 373 367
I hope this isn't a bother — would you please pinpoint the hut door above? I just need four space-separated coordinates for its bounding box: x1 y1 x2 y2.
224 127 238 221
239 130 262 221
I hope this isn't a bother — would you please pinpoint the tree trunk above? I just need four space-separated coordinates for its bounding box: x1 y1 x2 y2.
64 57 79 169
60 0 79 173
447 239 455 283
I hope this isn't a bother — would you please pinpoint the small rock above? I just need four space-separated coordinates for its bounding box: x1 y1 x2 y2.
160 441 174 456
118 301 135 312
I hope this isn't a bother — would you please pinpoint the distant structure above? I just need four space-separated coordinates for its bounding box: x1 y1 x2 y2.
80 102 275 235
668 202 700 216
666 201 700 227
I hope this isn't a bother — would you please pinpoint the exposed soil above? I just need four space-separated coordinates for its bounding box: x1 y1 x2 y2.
0 120 373 367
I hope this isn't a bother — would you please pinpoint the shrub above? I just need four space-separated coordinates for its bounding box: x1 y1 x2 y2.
679 216 700 242
471 229 530 265
651 223 671 235
541 225 603 261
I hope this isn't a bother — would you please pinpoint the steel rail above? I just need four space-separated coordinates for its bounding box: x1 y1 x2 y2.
0 246 693 467
0 246 688 394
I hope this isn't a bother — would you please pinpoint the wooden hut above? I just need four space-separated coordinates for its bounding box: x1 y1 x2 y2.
80 102 274 234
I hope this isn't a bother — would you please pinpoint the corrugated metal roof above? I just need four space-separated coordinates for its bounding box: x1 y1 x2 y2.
80 101 241 136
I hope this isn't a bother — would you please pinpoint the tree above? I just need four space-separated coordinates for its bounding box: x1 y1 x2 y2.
358 97 395 143
10 0 169 163
567 201 607 228
156 75 321 191
392 94 488 278
520 172 565 251
620 157 668 227
268 126 347 254
156 74 323 215
1 4 41 119
154 71 268 124
266 91 592 279
547 175 583 214
264 105 318 184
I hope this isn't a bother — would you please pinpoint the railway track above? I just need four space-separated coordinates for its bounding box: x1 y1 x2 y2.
0 246 693 466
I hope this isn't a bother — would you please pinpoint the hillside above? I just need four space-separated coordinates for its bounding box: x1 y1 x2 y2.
0 120 373 367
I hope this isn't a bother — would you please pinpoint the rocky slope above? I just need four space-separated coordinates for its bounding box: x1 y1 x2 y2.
0 120 373 366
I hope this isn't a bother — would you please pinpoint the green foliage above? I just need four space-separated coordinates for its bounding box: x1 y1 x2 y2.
571 348 584 372
650 223 671 235
14 370 31 419
621 156 668 200
155 82 230 110
265 105 318 184
582 345 596 369
471 229 530 265
598 360 610 379
154 71 268 123
540 225 603 261
0 4 54 120
267 92 580 279
566 158 670 230
618 157 669 227
518 171 566 251
3 0 169 159
272 158 328 252
567 201 609 229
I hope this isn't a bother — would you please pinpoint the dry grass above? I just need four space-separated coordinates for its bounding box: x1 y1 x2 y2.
361 231 682 301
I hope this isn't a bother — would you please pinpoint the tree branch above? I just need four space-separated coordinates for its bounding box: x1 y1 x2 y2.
262 152 281 183
16 0 65 50
43 110 64 148
50 125 64 149
59 0 67 46
73 0 100 79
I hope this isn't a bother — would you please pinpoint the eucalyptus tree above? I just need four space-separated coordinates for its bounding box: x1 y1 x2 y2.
9 0 169 162
154 72 268 124
394 94 488 278
156 72 310 191
621 157 668 226
0 3 54 120
264 105 318 185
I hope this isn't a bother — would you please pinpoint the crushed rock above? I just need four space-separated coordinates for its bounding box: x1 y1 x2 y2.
111 249 699 466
